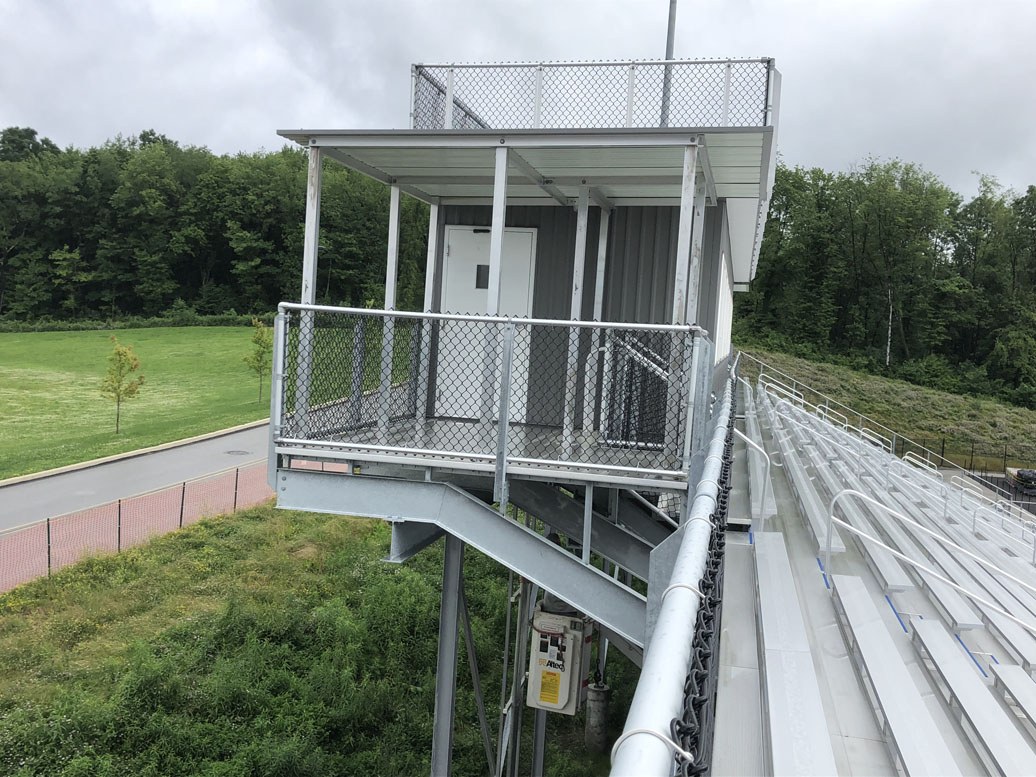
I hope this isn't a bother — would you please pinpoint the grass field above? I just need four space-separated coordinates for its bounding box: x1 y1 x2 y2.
0 505 620 776
0 327 269 480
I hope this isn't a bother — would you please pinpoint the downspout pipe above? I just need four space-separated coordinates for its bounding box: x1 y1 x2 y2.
611 370 735 775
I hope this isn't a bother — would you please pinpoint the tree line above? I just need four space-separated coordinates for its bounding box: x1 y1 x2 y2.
3 126 1035 408
0 126 429 322
737 160 1036 409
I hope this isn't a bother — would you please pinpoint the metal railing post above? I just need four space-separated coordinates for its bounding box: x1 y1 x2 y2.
179 482 186 528
720 61 732 125
625 63 636 127
494 322 516 508
533 64 543 128
268 310 287 489
117 499 122 553
444 67 455 129
46 517 51 576
233 468 240 512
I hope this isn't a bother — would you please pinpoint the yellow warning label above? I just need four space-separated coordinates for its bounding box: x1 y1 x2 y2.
539 670 561 705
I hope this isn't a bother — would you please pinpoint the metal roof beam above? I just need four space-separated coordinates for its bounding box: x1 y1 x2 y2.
508 150 570 206
697 138 719 206
323 148 438 204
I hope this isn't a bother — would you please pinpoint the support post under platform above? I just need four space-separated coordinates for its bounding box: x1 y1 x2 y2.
431 534 465 777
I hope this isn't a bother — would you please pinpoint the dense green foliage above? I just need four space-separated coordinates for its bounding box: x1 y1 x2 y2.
737 161 1036 408
0 327 268 479
0 127 429 322
0 506 625 776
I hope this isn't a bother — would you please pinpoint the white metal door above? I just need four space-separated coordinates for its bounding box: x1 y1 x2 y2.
437 226 536 420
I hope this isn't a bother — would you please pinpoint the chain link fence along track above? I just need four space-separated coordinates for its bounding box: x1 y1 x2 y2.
0 461 273 594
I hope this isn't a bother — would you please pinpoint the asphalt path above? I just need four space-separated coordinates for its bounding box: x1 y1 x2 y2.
0 424 269 532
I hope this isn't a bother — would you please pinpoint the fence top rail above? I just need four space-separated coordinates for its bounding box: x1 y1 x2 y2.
415 58 773 69
277 302 710 336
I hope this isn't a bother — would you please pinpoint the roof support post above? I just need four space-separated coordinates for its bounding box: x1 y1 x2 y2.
379 186 402 441
430 534 464 777
583 206 611 432
301 147 322 306
563 187 591 455
487 146 509 315
671 144 699 325
417 201 441 425
296 146 323 434
684 173 708 325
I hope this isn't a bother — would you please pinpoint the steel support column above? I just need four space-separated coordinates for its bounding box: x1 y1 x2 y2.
563 187 590 454
531 708 547 776
296 146 323 434
684 173 708 326
417 201 441 426
431 534 465 777
487 147 509 315
379 186 401 440
584 206 611 431
671 144 698 325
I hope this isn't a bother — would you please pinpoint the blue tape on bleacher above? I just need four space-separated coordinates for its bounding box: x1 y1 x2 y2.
885 594 909 634
955 633 989 678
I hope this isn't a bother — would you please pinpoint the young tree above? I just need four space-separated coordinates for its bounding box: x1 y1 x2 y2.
243 317 273 402
101 336 145 433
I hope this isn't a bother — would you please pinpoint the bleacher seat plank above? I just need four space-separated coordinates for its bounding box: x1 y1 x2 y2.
912 618 1036 776
991 662 1036 734
832 575 962 776
754 532 839 776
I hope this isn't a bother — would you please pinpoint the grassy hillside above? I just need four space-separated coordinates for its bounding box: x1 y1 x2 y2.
741 348 1036 469
0 327 269 479
0 505 623 776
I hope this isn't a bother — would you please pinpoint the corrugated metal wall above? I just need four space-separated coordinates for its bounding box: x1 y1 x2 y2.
438 203 726 425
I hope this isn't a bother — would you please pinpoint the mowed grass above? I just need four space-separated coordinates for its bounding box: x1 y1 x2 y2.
0 327 269 480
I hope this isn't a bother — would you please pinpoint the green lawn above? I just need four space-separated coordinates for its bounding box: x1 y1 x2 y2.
0 327 269 480
0 505 618 776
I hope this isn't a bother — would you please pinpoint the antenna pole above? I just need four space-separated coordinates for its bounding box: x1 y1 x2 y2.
661 0 678 126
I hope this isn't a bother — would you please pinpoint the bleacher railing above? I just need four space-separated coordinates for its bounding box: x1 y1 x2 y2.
411 59 776 130
741 352 1032 509
0 462 273 594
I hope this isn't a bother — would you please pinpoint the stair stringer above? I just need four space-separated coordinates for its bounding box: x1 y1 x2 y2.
276 468 646 648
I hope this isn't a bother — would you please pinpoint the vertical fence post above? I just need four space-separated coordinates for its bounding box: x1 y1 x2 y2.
970 440 976 471
941 438 946 460
117 499 122 553
46 517 52 577
233 468 240 512
1004 444 1008 475
533 64 543 128
179 482 186 529
625 63 636 128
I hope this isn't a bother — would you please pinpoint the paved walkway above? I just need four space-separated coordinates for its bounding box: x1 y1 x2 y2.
0 425 269 532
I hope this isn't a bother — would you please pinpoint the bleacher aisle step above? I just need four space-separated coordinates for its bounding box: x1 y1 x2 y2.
911 618 1036 776
831 575 962 776
754 532 839 776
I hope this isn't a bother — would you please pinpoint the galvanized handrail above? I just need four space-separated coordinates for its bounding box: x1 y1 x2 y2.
828 512 1036 638
824 489 1036 606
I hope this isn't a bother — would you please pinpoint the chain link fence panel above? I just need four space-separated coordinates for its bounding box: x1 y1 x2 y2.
413 60 772 130
275 307 713 481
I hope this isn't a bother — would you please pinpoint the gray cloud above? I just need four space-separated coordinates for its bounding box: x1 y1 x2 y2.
1 0 1034 197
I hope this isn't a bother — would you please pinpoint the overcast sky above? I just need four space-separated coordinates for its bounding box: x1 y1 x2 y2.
1 0 1033 198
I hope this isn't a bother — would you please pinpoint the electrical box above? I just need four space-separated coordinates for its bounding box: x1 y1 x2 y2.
526 606 593 716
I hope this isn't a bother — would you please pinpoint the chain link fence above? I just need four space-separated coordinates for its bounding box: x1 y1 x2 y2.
412 59 774 130
273 305 714 484
0 462 273 595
